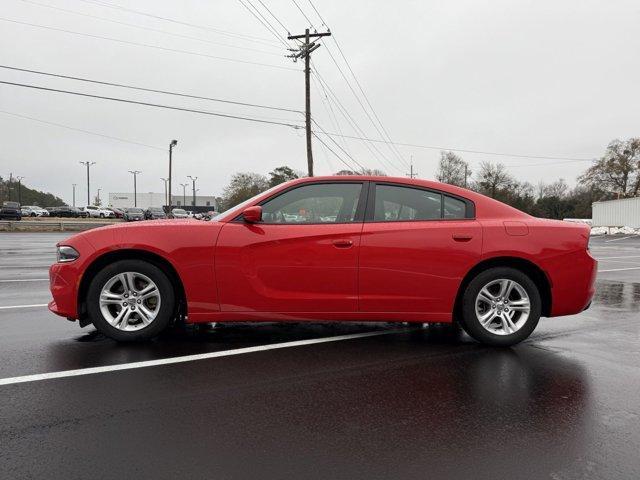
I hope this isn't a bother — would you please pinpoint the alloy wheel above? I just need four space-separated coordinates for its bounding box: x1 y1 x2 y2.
99 272 161 331
475 278 531 336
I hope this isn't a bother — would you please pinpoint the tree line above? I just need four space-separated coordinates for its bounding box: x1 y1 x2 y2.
220 137 639 220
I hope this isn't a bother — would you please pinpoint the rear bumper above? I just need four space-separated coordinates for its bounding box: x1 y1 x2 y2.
549 250 597 317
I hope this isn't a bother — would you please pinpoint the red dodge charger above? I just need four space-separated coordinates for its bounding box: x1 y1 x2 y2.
49 176 597 346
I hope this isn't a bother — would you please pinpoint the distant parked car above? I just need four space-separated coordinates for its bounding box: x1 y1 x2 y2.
145 207 167 220
45 207 59 217
0 201 21 220
171 208 189 219
70 206 88 218
82 206 115 218
106 207 124 219
123 207 145 222
24 206 49 217
53 205 85 218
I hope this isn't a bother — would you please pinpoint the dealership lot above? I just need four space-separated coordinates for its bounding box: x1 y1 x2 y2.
1 233 639 479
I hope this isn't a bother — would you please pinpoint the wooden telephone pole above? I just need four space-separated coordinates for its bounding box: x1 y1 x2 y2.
287 29 331 177
406 156 417 178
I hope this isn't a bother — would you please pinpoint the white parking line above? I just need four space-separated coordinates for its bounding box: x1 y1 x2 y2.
0 278 48 283
596 255 640 260
0 303 48 310
0 329 403 386
604 236 634 243
598 266 640 273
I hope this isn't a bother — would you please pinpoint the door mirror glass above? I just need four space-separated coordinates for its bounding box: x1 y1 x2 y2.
243 206 263 223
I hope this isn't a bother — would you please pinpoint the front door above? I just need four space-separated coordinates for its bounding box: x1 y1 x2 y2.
216 182 366 313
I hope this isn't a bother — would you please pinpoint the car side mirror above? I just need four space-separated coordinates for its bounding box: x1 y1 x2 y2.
243 206 262 223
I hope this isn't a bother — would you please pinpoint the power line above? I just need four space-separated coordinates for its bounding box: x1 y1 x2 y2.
75 0 279 46
312 119 366 172
18 0 282 56
0 110 164 150
305 0 328 27
312 133 361 173
506 159 595 168
256 0 290 34
313 130 596 162
0 80 304 128
312 68 404 174
237 0 290 48
0 17 298 71
291 0 315 28
0 65 302 113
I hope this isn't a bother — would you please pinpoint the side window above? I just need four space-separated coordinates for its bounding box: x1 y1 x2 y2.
373 185 441 221
443 195 466 219
261 183 363 224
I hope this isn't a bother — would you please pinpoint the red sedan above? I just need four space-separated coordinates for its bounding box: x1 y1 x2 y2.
49 176 597 346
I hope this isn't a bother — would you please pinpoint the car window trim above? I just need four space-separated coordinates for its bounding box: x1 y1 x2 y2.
232 180 369 225
364 181 476 223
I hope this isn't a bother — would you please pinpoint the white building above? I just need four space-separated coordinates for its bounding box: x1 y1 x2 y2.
108 192 219 210
592 197 640 228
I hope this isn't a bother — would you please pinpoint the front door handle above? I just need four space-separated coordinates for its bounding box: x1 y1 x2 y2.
452 234 473 242
332 239 353 248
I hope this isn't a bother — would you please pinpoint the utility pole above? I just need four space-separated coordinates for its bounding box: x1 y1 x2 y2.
16 176 24 204
179 183 188 206
168 140 178 208
188 176 197 206
129 171 141 207
160 178 168 206
287 29 331 177
72 183 76 207
406 156 417 178
79 161 95 205
464 165 468 188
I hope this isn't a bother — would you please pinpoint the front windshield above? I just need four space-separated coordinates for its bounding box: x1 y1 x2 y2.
215 183 284 221
128 208 143 213
173 209 186 214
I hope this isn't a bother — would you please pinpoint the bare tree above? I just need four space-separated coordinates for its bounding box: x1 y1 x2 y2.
578 138 640 197
436 151 470 187
474 162 514 198
221 172 269 210
537 179 569 199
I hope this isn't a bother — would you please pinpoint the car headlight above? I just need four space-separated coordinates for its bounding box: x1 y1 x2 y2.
57 245 80 263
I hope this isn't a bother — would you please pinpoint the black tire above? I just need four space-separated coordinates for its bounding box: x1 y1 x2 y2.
461 267 541 347
86 259 176 341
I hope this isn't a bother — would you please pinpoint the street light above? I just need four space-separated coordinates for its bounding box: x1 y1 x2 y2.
160 178 168 206
16 176 24 205
168 139 178 208
179 183 188 207
129 171 141 207
79 161 96 205
187 175 198 207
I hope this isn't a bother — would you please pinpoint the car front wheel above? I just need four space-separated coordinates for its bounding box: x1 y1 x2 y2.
460 267 541 347
86 259 176 341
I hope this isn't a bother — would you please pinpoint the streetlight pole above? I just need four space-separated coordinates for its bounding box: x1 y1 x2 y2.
79 161 95 205
168 140 178 208
129 171 141 207
72 183 76 207
179 183 188 206
16 176 24 204
188 176 197 207
160 178 168 206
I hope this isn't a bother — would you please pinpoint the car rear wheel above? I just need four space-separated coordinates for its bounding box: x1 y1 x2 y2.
460 267 541 347
86 259 176 341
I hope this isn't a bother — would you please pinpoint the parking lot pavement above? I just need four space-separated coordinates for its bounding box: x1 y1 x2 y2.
1 232 639 479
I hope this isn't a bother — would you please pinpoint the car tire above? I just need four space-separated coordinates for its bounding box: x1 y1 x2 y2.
461 267 541 347
86 259 176 342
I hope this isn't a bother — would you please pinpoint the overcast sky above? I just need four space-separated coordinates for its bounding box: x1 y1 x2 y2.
1 0 638 205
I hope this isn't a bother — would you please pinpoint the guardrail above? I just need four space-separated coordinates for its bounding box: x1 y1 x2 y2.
0 220 118 232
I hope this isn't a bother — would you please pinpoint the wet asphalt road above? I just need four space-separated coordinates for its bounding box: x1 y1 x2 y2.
0 232 639 479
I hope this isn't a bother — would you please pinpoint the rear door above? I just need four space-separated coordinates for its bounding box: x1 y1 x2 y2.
358 182 482 316
216 181 367 313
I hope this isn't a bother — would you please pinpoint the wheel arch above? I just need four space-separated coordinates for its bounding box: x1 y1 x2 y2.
454 256 552 321
77 249 187 326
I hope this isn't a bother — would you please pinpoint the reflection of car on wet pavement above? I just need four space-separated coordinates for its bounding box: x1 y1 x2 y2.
49 176 596 346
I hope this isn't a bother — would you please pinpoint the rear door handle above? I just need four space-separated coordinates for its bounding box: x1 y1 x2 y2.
332 239 354 248
452 234 473 242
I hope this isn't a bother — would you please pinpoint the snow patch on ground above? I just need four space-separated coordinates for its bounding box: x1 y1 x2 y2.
590 226 640 236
